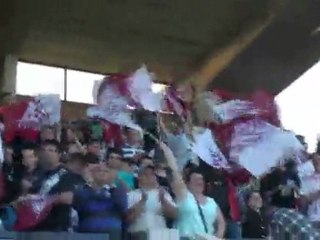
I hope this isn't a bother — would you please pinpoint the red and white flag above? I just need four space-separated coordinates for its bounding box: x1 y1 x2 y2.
14 195 55 231
127 66 163 112
229 119 303 177
0 95 61 143
192 128 228 169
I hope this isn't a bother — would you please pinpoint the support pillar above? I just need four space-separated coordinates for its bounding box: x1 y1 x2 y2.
0 55 18 94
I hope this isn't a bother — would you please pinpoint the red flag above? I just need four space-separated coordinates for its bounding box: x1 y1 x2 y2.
164 86 188 121
0 100 37 143
14 195 55 231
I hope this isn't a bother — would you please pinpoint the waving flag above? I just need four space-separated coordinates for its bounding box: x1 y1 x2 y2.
14 195 55 231
87 75 141 131
192 128 228 168
0 95 61 143
229 119 303 176
128 66 163 112
164 86 188 121
20 94 61 128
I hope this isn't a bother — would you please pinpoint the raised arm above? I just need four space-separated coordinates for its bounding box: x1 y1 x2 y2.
159 142 187 201
159 116 170 136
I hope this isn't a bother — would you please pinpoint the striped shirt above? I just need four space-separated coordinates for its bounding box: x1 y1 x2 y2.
122 144 145 159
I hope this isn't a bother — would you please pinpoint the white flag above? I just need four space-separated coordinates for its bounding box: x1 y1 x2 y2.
192 128 228 168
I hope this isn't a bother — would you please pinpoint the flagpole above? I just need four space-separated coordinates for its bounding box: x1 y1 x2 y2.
156 112 162 142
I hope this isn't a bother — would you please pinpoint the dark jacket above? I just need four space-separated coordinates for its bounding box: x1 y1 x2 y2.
242 208 269 239
32 165 85 231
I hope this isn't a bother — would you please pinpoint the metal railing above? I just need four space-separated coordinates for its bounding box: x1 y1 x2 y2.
1 209 320 240
0 232 111 240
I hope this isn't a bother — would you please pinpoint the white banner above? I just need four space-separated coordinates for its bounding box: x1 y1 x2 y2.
192 128 228 168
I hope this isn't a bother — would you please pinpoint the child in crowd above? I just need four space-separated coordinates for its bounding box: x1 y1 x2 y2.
242 191 269 239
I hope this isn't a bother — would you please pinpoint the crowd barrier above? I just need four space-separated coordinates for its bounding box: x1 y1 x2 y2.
1 209 320 240
0 230 179 240
0 232 111 240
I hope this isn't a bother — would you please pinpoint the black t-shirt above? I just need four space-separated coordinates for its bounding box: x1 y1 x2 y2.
33 165 85 231
261 169 298 209
206 176 230 219
242 208 269 239
1 162 21 204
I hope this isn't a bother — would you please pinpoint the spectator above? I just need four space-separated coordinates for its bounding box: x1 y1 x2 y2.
66 142 84 155
242 191 269 239
87 139 102 158
154 163 171 190
127 165 177 238
159 142 226 239
140 156 154 169
1 145 19 203
117 157 136 190
139 157 171 191
65 152 88 230
84 152 100 183
106 148 136 191
1 143 44 203
106 148 123 170
60 126 76 146
182 161 198 181
58 164 127 240
122 128 145 162
19 142 44 195
262 161 300 210
201 163 241 239
65 153 87 181
159 116 197 171
31 140 84 231
2 145 14 169
270 208 320 239
299 153 320 228
124 128 143 149
40 126 56 143
2 145 14 178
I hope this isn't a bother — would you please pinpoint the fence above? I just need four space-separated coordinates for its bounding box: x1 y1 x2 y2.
1 209 320 240
0 232 110 240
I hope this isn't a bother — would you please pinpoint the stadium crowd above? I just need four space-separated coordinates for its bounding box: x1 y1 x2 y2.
0 119 319 240
0 68 319 240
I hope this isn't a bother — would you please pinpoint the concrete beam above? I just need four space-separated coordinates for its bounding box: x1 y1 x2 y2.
192 19 271 91
189 0 287 91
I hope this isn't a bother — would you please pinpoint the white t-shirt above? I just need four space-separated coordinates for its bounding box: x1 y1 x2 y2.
300 170 320 222
127 188 176 233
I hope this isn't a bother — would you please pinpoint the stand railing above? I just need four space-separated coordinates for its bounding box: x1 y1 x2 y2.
1 209 320 240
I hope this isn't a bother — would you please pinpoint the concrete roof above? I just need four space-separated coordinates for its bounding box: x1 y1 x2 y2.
1 0 319 93
1 0 280 83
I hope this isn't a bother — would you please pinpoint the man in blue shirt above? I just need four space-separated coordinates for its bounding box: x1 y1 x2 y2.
58 164 127 240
